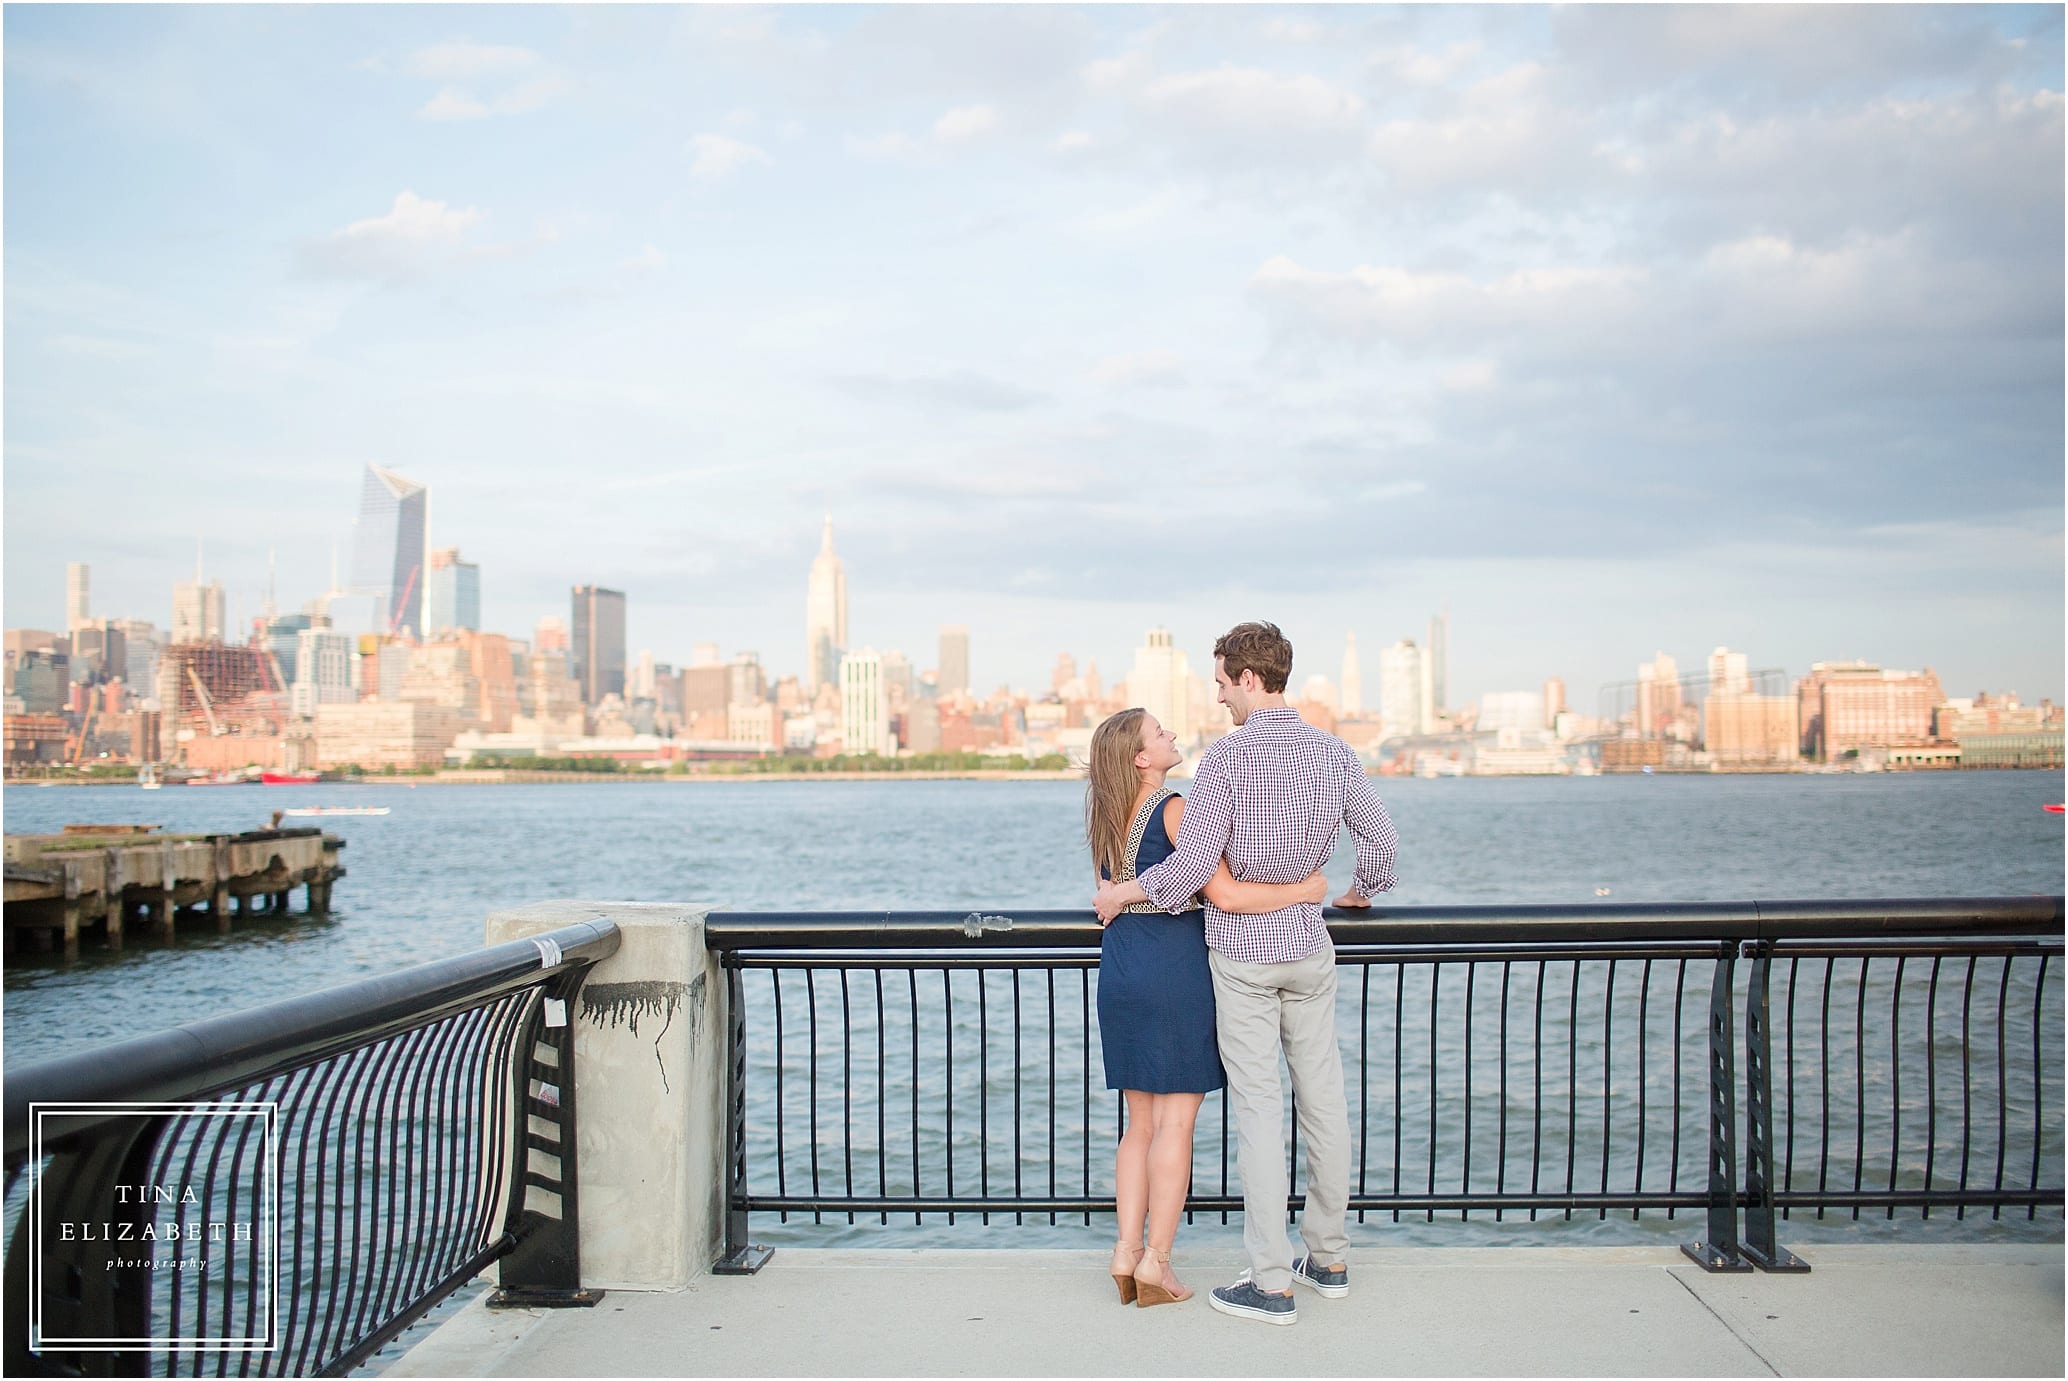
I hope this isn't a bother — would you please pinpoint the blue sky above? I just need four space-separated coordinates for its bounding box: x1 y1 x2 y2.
6 4 2062 706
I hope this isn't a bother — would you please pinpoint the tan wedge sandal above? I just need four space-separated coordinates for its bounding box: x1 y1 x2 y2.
1110 1241 1143 1304
1133 1246 1193 1306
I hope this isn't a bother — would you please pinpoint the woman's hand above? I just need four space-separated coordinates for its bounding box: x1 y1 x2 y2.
1301 871 1329 905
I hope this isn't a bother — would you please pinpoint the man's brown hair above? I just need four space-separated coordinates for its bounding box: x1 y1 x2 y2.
1214 621 1293 693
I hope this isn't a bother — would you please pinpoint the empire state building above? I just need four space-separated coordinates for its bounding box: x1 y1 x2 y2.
805 515 848 691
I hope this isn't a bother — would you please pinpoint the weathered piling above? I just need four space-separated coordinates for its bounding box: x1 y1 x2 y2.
2 825 347 959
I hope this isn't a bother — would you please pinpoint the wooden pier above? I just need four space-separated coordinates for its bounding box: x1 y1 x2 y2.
2 825 347 960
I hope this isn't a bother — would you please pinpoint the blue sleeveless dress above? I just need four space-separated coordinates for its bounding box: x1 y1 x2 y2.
1098 792 1225 1093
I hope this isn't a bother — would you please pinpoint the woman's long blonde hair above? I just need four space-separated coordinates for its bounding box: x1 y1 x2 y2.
1085 707 1150 881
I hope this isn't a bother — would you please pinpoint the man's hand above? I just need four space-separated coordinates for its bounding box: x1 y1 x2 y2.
1093 880 1133 924
1332 889 1372 909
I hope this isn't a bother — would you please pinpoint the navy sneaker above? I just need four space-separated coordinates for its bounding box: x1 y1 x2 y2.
1291 1254 1349 1298
1208 1276 1297 1326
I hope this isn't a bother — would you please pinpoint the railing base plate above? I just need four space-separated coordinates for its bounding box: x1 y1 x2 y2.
1744 1245 1811 1273
487 1287 606 1309
1680 1240 1753 1273
713 1243 775 1275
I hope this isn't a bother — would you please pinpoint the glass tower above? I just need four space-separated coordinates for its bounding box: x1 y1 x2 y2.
425 548 481 635
571 585 627 705
352 465 428 639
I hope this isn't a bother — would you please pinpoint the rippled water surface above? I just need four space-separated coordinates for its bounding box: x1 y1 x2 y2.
5 771 2061 1065
5 772 2061 1253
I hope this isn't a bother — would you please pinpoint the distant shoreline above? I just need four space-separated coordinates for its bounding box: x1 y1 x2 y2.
8 769 1087 787
12 765 2056 790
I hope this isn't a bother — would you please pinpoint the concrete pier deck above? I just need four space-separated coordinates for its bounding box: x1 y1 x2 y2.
385 1243 2062 1377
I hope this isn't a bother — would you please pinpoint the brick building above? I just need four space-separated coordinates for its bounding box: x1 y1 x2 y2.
1795 662 1945 764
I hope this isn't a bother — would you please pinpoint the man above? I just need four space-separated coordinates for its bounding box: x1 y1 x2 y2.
1094 621 1398 1326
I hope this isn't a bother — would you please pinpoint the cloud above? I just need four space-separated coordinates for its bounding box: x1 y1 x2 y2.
833 369 1049 413
622 245 667 272
1092 350 1187 388
295 191 487 281
1249 254 1648 347
933 104 999 142
1440 360 1497 393
419 88 489 120
418 75 570 121
1069 190 1181 239
406 41 542 80
50 333 152 361
688 132 771 180
845 130 926 164
1141 66 1365 138
1368 40 1485 86
403 41 565 119
846 103 1005 164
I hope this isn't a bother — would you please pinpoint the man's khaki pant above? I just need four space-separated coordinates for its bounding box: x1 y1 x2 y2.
1209 943 1351 1294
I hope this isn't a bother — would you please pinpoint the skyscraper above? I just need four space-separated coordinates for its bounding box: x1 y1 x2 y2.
1125 627 1190 744
1637 651 1681 735
1708 646 1750 695
570 586 627 706
114 620 161 695
938 625 970 697
1379 639 1429 738
171 579 225 643
805 516 848 692
66 563 90 631
839 648 889 756
1340 632 1363 717
352 465 428 638
1426 609 1449 717
292 626 360 718
425 548 481 635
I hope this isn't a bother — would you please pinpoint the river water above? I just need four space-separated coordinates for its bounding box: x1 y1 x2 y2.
5 771 2062 1251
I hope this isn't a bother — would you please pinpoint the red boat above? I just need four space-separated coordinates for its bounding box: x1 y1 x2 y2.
261 771 321 785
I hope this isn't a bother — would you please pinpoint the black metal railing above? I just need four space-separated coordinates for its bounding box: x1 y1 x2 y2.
707 898 2063 1274
2 920 618 1377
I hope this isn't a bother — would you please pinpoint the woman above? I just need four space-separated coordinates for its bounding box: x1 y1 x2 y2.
1089 707 1328 1307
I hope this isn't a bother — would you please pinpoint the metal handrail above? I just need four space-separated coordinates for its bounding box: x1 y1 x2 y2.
710 897 2064 1277
704 896 2064 950
3 919 619 1376
2 920 618 1157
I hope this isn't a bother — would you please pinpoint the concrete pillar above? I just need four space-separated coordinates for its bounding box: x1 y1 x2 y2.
60 900 81 961
153 895 175 941
213 885 233 933
105 894 124 950
485 901 722 1292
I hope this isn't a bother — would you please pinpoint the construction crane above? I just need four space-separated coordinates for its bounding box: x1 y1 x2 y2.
387 564 421 639
188 667 225 737
67 699 99 764
259 646 291 696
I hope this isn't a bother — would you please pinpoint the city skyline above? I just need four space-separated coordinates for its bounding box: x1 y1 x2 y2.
18 533 2051 723
6 6 2062 703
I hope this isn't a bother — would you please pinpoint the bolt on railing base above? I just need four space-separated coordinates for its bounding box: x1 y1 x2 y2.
713 1244 775 1275
1680 1241 1753 1273
1742 1244 1811 1273
486 1287 606 1309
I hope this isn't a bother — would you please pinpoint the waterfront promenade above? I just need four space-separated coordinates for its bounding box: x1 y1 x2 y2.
385 1243 2062 1377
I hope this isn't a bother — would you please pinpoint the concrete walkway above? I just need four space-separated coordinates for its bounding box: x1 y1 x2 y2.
386 1244 2061 1377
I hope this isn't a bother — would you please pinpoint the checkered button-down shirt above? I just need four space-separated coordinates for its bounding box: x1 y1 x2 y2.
1136 707 1399 964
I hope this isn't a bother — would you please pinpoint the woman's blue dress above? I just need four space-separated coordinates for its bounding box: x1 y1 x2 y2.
1098 791 1225 1093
